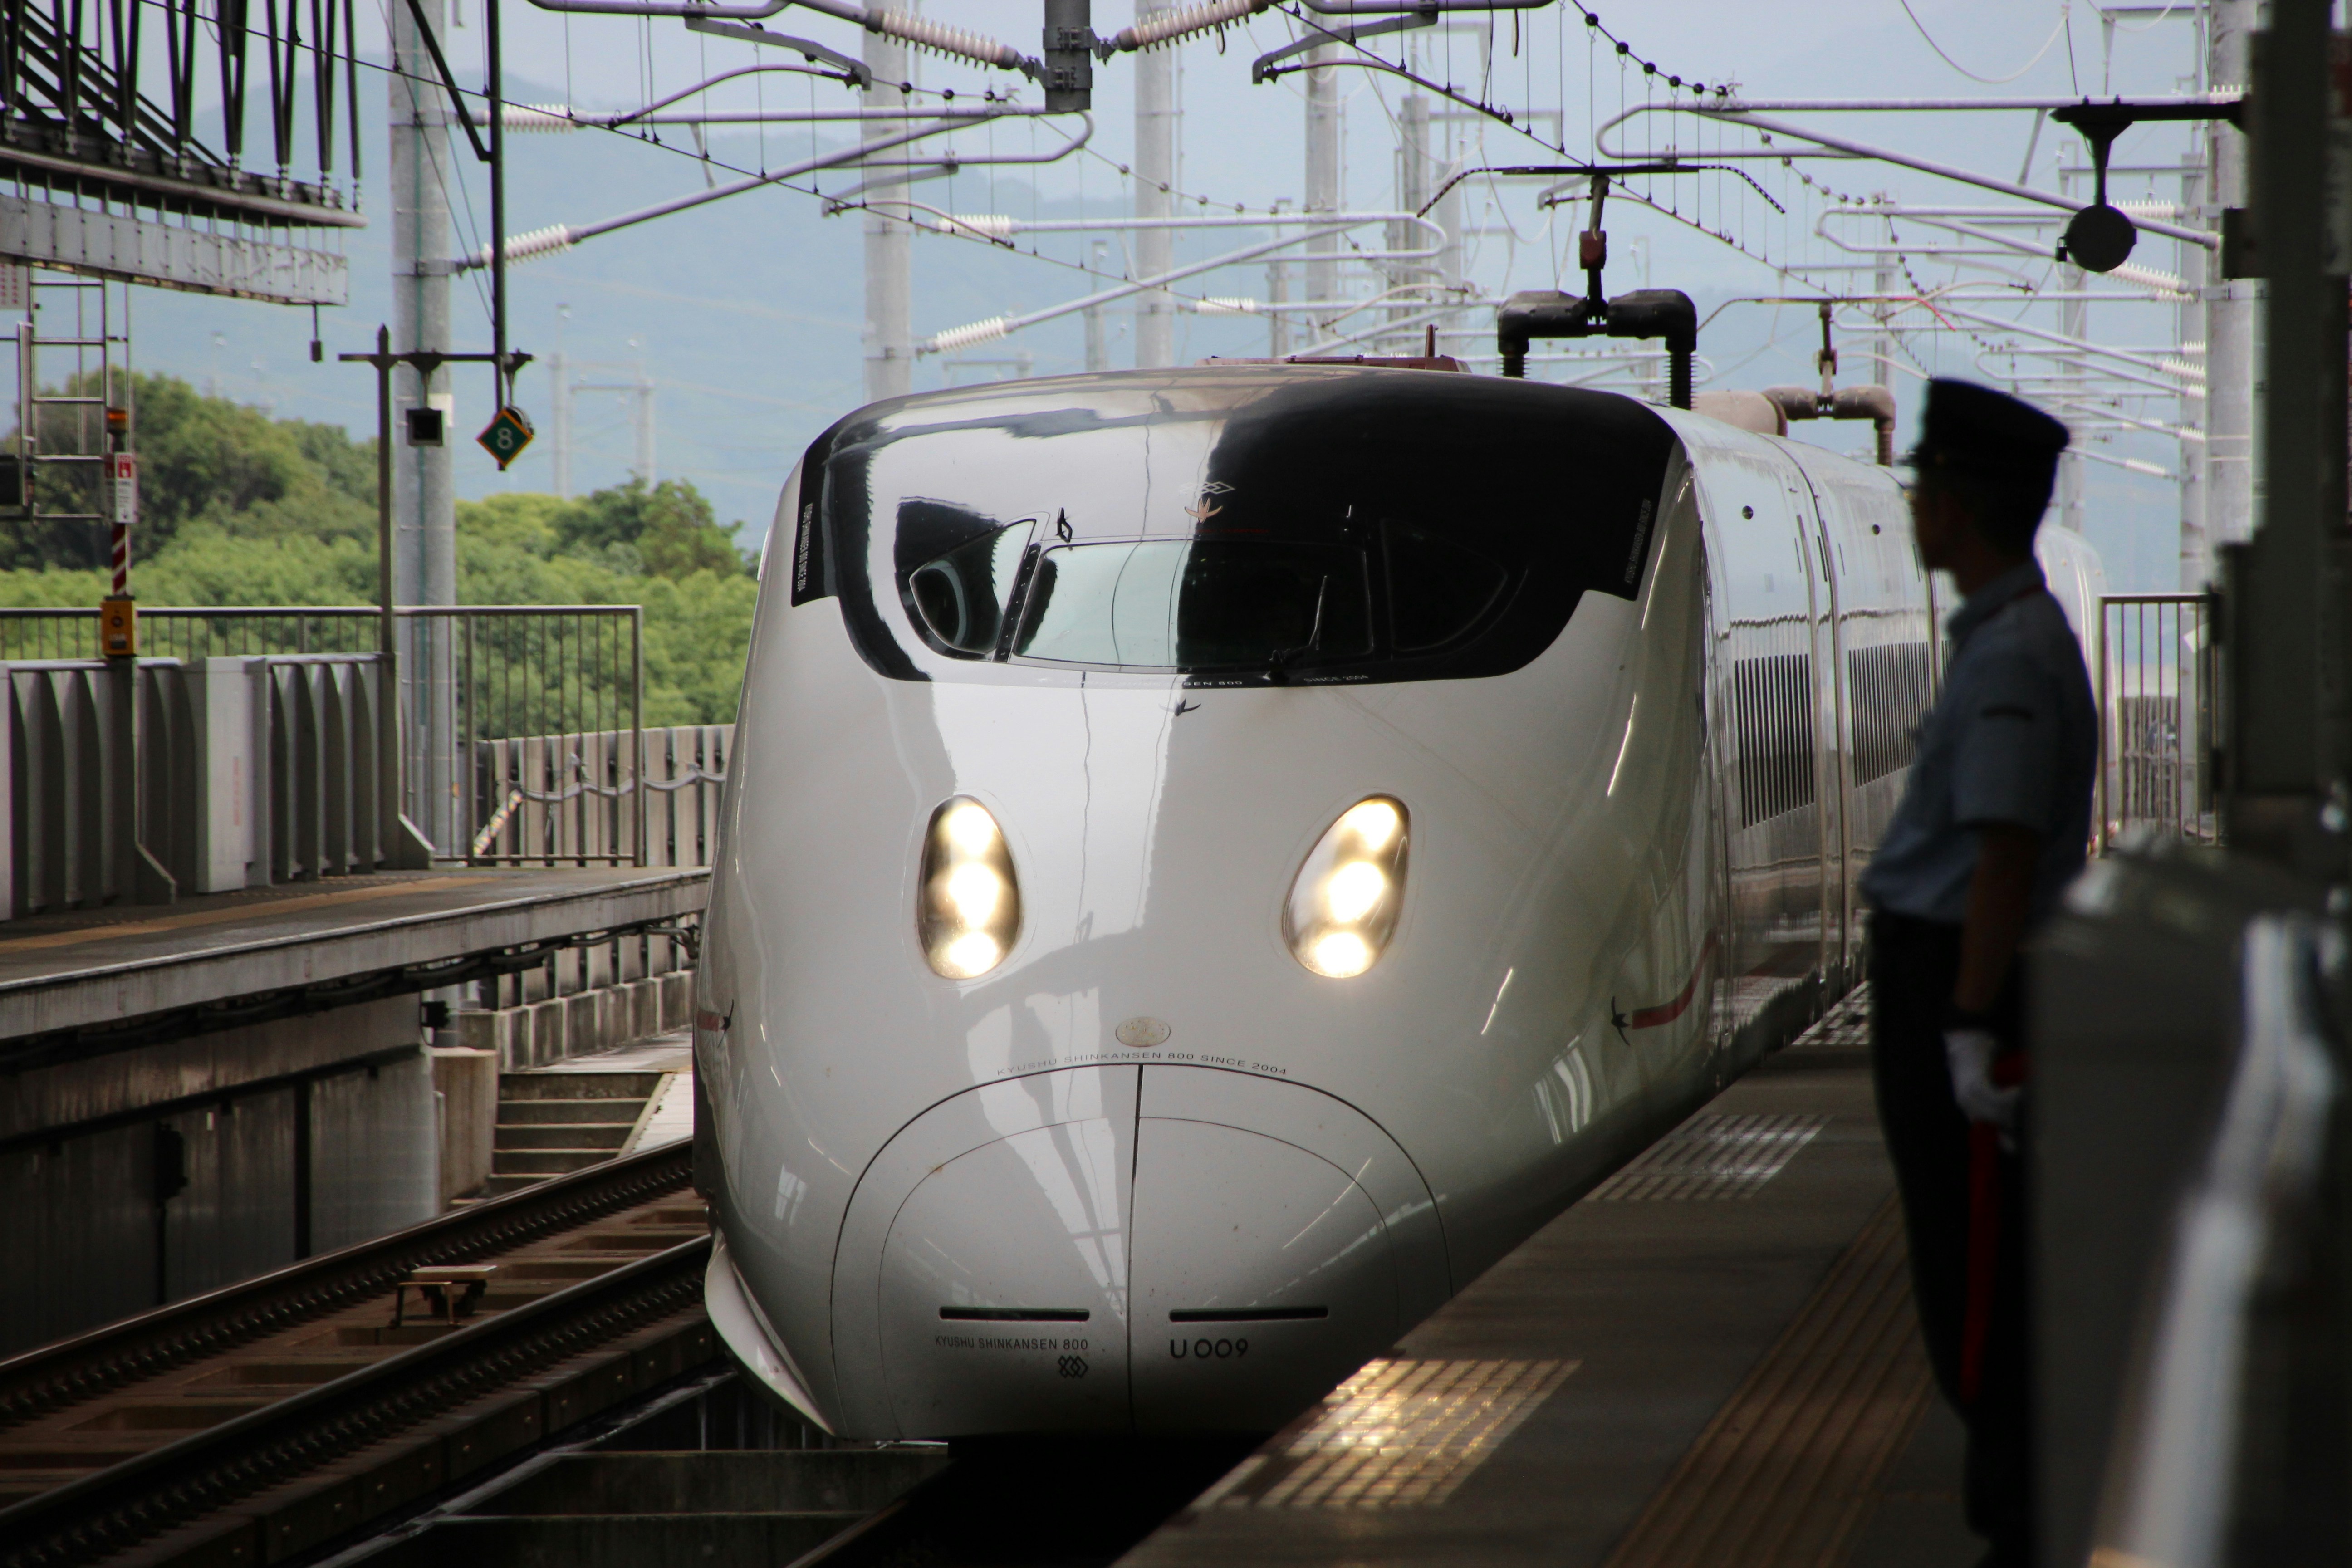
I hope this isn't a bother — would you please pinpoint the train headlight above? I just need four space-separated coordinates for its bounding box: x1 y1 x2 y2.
920 798 1020 979
1284 797 1409 978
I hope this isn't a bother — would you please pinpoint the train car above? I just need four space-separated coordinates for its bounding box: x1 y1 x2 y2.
693 364 2055 1441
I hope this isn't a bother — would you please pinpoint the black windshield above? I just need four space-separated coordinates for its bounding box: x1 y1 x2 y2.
799 368 1678 686
1010 539 1373 671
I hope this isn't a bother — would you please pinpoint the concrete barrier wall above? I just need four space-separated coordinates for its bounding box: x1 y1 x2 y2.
430 1047 499 1205
0 994 438 1357
456 970 693 1073
1 653 391 920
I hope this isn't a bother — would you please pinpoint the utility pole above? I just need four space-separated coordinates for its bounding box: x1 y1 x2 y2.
862 4 915 402
390 0 456 850
2177 145 2208 588
549 304 570 499
1134 1 1176 368
1873 234 1896 446
1265 197 1293 358
2057 323 2087 533
2056 152 2088 535
1392 95 1432 348
634 371 657 483
1304 38 1341 322
2203 0 2257 586
1434 126 1464 343
1084 239 1110 371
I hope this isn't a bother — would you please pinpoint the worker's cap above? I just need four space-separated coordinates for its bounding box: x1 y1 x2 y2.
1904 378 2069 489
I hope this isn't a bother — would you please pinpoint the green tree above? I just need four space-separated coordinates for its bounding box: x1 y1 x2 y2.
0 372 377 570
0 377 761 725
552 476 751 579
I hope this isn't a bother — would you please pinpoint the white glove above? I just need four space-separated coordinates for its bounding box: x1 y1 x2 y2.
1944 1027 2020 1136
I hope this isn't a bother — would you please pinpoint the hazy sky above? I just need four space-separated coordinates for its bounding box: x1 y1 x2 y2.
122 0 2210 584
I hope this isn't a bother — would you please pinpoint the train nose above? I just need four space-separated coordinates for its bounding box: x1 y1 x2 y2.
834 1067 1448 1438
1128 1068 1451 1432
1128 1118 1393 1429
854 1072 1139 1437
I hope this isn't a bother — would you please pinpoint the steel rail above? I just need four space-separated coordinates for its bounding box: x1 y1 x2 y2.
0 1141 692 1430
0 1232 712 1568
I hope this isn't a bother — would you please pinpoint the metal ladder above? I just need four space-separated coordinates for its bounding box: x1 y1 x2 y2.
5 268 132 535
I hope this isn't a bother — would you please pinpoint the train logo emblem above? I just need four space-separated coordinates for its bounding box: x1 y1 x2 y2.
1056 1355 1088 1379
1116 1017 1171 1048
1184 481 1232 522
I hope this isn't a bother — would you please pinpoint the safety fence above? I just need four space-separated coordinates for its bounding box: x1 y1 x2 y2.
0 604 681 917
0 604 650 886
470 724 730 870
0 608 378 661
2097 593 2219 852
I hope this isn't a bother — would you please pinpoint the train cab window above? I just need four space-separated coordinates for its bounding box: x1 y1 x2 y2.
1012 539 1374 670
1385 524 1508 652
814 370 1679 686
906 522 1030 655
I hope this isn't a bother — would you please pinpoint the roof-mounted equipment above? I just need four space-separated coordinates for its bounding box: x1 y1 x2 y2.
1494 174 1696 406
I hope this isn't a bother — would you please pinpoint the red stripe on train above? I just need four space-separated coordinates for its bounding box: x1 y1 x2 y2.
1624 934 1720 1030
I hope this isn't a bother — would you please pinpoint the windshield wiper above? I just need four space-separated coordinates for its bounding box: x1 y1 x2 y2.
1267 576 1329 686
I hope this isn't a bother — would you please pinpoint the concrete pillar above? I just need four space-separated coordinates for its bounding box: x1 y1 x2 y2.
390 0 456 849
1085 240 1111 371
1134 5 1176 368
2202 0 2258 584
547 348 570 499
1268 252 1291 358
1391 96 1432 345
1872 248 1899 460
2177 150 2208 589
1434 124 1463 337
1304 41 1341 317
633 373 656 483
2059 260 2087 534
862 8 915 402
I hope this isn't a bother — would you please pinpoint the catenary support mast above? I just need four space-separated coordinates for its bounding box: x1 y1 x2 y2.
2202 0 2257 587
1134 3 1176 368
863 6 915 401
1305 39 1341 313
390 0 456 846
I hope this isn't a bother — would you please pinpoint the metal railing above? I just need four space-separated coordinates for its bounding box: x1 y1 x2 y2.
412 607 646 866
0 608 380 661
0 605 654 894
472 723 729 869
2098 593 2219 851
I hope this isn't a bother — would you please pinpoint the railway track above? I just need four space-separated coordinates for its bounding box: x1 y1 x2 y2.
0 1142 710 1568
338 1403 1254 1568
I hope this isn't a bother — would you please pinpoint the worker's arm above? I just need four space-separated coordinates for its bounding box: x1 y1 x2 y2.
1944 823 2041 1134
1953 823 2042 1015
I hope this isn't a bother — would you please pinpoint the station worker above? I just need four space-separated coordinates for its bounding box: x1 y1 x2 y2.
1859 378 2095 1568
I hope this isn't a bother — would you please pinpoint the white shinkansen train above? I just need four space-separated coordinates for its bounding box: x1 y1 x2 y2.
695 364 2102 1440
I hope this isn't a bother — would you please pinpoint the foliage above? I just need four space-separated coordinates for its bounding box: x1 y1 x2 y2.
448 490 760 725
0 377 761 725
551 476 750 579
0 372 377 570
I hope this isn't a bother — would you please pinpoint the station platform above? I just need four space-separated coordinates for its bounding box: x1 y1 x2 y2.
1121 991 1980 1568
0 866 707 1049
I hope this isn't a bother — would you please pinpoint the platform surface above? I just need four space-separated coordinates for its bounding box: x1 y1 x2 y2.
0 867 708 1038
1121 991 1982 1568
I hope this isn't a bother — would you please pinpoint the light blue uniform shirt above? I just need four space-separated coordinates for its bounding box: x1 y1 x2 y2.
1860 559 2098 927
